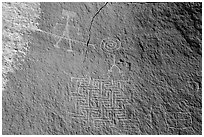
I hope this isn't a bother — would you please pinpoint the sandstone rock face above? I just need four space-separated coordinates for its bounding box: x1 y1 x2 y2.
2 2 202 135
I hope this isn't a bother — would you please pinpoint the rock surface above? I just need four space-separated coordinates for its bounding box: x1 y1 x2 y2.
2 2 202 135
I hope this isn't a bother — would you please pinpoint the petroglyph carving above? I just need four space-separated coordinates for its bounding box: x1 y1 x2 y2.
100 37 123 75
32 9 95 52
108 55 123 74
118 120 141 134
34 28 95 49
165 112 192 129
54 10 77 50
100 37 121 53
68 71 131 130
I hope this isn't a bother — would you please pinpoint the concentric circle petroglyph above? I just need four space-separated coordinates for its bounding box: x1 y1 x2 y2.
100 37 121 53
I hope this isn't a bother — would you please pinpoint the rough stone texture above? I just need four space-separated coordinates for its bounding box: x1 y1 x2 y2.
2 2 202 135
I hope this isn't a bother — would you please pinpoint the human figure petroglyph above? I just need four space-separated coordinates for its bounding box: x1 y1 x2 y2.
100 37 123 75
54 10 77 50
34 28 95 48
32 9 95 52
108 54 123 74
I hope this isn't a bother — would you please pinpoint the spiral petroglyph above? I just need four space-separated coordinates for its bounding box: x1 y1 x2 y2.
100 37 121 53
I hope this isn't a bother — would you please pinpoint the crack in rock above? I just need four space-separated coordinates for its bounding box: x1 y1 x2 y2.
83 2 108 62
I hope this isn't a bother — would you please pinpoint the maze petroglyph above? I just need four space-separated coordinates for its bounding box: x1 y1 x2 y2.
69 74 133 130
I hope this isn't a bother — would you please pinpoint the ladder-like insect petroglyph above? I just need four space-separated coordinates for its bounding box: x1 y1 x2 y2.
165 112 193 130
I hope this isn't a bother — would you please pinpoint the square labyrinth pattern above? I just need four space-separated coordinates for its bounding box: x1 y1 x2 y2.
165 112 195 134
68 75 135 131
166 112 192 129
